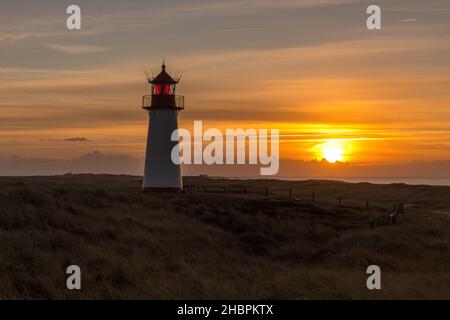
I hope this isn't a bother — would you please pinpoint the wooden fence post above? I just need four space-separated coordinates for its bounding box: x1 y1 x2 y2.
338 196 342 205
312 192 315 202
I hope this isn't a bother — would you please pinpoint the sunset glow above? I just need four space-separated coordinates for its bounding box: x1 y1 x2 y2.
0 0 449 176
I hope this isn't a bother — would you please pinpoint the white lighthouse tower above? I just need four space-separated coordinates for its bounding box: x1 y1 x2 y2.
142 63 184 192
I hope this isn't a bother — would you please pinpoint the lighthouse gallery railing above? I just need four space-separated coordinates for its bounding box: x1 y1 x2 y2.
142 95 184 110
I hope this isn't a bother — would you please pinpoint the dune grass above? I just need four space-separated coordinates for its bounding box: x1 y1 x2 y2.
0 175 449 299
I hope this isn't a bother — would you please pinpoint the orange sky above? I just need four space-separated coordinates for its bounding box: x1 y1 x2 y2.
0 0 449 166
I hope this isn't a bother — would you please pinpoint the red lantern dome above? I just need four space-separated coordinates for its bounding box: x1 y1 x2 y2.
142 63 184 110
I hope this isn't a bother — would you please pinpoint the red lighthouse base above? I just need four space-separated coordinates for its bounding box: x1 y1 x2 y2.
142 187 183 193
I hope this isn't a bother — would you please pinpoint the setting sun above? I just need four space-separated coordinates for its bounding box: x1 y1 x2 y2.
313 140 347 163
322 145 344 163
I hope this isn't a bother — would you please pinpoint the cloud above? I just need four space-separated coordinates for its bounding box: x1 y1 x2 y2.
0 19 111 44
41 137 91 142
0 151 449 180
43 43 111 54
0 31 63 43
0 151 142 176
154 0 359 17
64 137 90 142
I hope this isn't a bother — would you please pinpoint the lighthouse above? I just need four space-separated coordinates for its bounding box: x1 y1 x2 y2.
142 63 184 192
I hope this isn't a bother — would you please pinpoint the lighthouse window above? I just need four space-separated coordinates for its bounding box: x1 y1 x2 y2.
153 84 173 95
164 84 171 95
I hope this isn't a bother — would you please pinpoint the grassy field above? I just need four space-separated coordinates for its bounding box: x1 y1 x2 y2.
0 174 449 299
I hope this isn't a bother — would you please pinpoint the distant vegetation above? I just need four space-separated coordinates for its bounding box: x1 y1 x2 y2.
0 175 449 299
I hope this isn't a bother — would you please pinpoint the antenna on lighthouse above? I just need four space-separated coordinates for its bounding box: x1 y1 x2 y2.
177 71 184 82
144 68 155 83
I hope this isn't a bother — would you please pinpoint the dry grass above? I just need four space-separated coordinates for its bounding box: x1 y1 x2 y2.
0 175 449 299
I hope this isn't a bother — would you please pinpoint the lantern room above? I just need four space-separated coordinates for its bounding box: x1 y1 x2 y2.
142 63 184 110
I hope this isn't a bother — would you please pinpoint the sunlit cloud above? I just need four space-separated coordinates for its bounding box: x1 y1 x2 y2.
43 43 111 54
